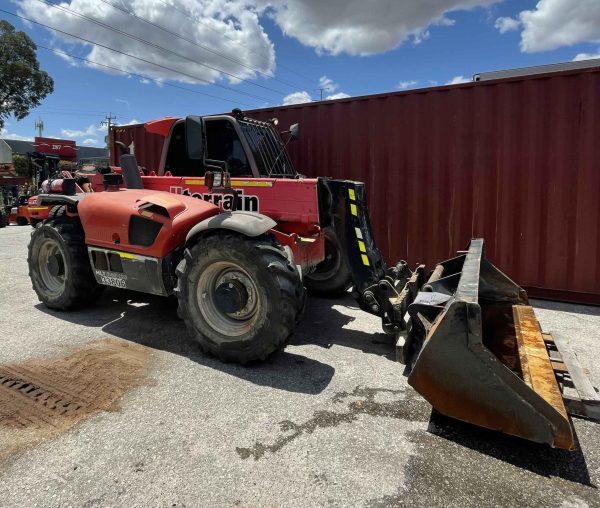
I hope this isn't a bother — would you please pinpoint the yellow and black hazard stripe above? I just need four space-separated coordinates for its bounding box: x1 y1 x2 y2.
348 187 370 267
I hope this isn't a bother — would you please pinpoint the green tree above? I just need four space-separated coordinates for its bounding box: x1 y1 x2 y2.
12 154 31 179
0 20 53 130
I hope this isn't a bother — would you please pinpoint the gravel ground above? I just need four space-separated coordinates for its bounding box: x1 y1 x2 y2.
1 224 599 508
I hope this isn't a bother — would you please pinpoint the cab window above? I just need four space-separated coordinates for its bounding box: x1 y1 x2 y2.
164 121 200 176
205 119 251 177
163 119 252 177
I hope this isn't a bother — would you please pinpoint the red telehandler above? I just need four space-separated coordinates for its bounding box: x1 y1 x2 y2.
28 111 599 450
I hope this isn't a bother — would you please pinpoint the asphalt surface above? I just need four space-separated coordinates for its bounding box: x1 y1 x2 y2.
1 224 599 507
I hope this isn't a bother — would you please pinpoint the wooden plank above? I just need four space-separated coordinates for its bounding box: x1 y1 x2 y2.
551 360 568 373
542 333 555 344
513 306 569 420
552 332 600 403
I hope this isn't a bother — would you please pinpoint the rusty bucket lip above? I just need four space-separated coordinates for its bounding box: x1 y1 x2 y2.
407 304 575 450
405 239 575 450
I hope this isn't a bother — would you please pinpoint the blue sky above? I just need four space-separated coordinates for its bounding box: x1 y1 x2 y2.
2 0 600 146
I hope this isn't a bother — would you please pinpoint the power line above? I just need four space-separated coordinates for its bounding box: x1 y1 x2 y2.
37 44 257 108
1 9 268 104
36 106 128 116
152 0 315 85
33 110 121 117
36 0 287 97
36 106 128 114
95 0 300 90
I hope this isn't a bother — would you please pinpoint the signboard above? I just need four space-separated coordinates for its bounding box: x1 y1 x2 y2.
34 137 77 161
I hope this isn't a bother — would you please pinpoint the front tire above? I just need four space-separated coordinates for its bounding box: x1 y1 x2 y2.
0 210 7 228
28 217 103 310
176 233 305 363
304 227 352 297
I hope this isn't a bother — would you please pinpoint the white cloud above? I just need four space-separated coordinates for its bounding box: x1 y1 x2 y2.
16 0 500 84
412 30 430 45
61 124 103 138
398 80 418 90
573 48 600 61
428 79 439 86
318 75 338 92
61 119 138 140
282 91 313 105
325 92 350 100
53 47 80 67
0 127 33 141
315 76 349 99
495 16 520 33
115 119 140 126
259 0 499 55
16 0 275 85
116 98 131 109
437 17 456 27
82 138 100 146
509 0 600 53
446 75 471 84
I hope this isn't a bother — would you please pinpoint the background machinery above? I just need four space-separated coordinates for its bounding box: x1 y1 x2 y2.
27 111 599 450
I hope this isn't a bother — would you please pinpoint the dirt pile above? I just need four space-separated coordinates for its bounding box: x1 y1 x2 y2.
0 339 151 461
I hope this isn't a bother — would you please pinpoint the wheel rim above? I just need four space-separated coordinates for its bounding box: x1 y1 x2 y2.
37 238 66 296
196 261 261 337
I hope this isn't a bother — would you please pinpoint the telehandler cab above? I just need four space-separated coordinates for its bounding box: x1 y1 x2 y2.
28 111 599 450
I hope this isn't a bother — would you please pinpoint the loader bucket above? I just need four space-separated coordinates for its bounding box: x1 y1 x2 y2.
406 239 575 449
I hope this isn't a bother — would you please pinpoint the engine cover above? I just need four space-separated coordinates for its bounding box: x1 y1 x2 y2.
77 189 220 258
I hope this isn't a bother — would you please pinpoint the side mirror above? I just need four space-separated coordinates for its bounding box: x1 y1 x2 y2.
289 123 300 140
185 115 204 160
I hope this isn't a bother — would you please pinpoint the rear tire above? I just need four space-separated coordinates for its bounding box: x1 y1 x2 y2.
16 216 28 226
28 216 103 310
176 232 305 363
0 210 7 228
47 205 69 223
304 227 352 297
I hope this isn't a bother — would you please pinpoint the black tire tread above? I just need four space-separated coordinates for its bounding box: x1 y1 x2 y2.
304 227 352 298
48 205 69 223
27 215 102 310
176 232 305 364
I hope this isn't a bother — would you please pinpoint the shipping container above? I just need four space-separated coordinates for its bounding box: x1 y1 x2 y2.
110 65 600 304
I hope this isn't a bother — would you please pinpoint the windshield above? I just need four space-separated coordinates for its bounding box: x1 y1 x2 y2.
238 119 296 177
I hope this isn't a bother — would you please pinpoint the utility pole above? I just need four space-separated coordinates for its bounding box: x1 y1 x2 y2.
34 118 44 138
101 112 117 136
317 87 332 101
101 113 117 154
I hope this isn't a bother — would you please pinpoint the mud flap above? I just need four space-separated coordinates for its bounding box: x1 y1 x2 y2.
405 239 600 449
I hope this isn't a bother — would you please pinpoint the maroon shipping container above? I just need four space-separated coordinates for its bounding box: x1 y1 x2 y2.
111 66 600 304
109 123 165 171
